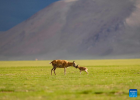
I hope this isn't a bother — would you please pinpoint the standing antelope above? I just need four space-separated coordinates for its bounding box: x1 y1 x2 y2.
75 65 88 74
49 60 76 75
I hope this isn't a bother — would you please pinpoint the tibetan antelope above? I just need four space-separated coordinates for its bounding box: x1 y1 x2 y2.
50 60 76 75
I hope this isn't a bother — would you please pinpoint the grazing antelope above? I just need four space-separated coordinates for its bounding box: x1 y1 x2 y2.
49 60 76 75
75 65 88 74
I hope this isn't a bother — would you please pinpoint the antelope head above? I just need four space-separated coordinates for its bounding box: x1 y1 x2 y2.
75 64 79 69
73 61 77 68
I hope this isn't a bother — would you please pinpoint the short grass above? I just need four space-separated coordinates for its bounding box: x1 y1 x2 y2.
0 59 140 100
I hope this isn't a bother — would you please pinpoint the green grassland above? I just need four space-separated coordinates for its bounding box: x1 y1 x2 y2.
0 59 140 100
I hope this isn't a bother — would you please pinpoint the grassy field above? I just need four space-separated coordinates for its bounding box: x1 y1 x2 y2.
0 59 140 100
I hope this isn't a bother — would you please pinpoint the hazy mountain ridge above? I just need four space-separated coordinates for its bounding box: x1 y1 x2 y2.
0 0 140 60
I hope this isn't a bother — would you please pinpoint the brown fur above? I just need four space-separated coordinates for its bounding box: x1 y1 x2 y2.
50 60 75 75
75 65 88 74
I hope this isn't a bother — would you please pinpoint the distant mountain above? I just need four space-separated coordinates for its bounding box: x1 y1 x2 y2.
0 0 140 60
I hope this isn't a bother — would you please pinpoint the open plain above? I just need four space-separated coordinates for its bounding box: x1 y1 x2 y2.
0 59 140 100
